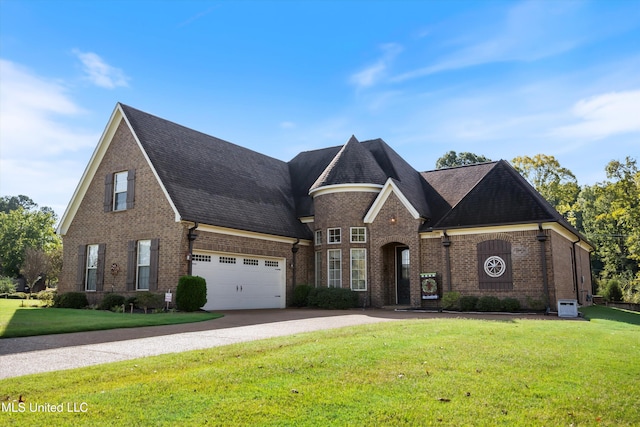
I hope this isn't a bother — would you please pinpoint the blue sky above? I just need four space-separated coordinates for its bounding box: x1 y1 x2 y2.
1 0 639 218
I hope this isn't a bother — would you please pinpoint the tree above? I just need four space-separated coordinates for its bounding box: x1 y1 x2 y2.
435 151 492 169
511 154 580 224
577 157 639 302
0 196 61 277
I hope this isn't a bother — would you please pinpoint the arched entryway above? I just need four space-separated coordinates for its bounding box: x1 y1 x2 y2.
378 242 412 306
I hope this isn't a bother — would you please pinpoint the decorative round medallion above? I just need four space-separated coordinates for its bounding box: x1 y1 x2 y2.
484 256 506 278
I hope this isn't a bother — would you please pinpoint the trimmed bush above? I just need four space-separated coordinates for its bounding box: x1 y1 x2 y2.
602 279 623 302
442 291 461 310
459 295 479 311
476 296 502 312
54 292 89 309
307 287 358 310
36 290 56 307
501 297 521 312
99 293 126 311
292 284 313 307
0 276 16 295
176 275 207 312
135 292 165 313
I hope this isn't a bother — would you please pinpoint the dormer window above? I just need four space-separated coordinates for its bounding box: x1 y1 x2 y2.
113 171 128 211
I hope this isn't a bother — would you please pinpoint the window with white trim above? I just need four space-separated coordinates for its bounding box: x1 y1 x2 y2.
328 228 341 244
350 248 366 291
350 227 366 243
86 244 98 291
113 171 128 211
328 249 341 288
137 240 151 290
315 230 322 245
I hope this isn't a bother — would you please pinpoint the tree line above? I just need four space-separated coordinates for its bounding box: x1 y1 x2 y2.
438 151 639 303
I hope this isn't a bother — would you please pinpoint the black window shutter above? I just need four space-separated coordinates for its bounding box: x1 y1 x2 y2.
149 238 160 291
126 240 136 291
76 245 87 291
96 243 106 291
126 169 136 209
104 174 114 212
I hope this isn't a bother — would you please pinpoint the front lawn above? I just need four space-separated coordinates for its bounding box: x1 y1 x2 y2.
1 312 638 426
0 299 221 338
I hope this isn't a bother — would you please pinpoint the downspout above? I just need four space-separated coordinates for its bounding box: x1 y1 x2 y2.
572 237 581 304
187 222 199 276
291 239 300 290
442 231 452 292
537 224 551 314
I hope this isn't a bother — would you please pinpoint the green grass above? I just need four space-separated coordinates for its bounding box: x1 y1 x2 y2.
0 299 221 338
579 304 640 325
1 312 639 426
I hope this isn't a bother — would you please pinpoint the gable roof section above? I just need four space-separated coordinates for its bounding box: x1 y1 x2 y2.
426 160 573 230
120 104 311 239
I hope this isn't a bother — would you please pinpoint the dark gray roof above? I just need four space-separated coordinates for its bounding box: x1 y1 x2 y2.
120 103 311 239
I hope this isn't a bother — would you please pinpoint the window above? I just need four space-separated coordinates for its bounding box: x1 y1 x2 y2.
137 240 151 290
127 239 158 291
328 228 341 244
113 171 128 211
350 249 366 291
85 245 99 291
265 260 279 268
220 256 237 264
350 227 366 243
315 230 322 245
477 240 513 290
315 251 322 287
328 249 341 288
105 169 135 212
192 254 211 262
244 258 259 266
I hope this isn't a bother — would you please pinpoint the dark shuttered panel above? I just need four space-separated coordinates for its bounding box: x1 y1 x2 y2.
126 241 137 291
148 238 160 291
96 243 106 292
76 245 87 291
126 169 136 210
104 174 114 212
477 239 513 290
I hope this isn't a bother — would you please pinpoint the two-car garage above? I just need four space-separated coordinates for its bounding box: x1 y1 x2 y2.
192 251 286 310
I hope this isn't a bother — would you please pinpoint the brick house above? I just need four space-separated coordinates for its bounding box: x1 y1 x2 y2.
57 103 593 311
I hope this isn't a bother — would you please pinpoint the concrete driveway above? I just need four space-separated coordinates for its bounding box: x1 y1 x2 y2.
0 309 552 379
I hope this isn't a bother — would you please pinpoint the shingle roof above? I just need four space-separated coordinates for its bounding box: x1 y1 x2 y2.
120 103 311 239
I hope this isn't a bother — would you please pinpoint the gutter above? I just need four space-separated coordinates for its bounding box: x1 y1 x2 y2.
572 236 581 304
537 224 551 314
187 222 199 276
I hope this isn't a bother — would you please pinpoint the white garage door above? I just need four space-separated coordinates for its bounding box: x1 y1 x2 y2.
192 252 286 310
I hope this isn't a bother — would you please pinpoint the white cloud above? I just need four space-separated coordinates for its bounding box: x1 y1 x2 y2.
552 90 640 140
0 59 99 214
279 121 296 129
392 1 585 82
350 43 403 88
72 49 129 89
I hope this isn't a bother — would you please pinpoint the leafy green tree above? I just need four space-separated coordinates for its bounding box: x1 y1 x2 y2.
0 196 61 277
435 151 492 169
511 154 580 224
578 157 639 301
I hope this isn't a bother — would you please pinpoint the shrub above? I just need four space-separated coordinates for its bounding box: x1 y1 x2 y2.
36 290 56 307
176 275 207 312
476 296 502 312
307 287 359 310
602 279 623 302
6 292 28 299
501 297 521 312
54 292 89 309
136 292 165 313
525 295 548 311
442 291 461 310
99 293 126 311
0 276 16 295
292 284 313 307
459 295 479 311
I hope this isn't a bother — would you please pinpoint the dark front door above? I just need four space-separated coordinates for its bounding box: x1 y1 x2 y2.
396 247 411 305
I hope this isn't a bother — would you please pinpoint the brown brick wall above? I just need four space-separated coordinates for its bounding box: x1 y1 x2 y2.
549 230 592 305
59 119 188 303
